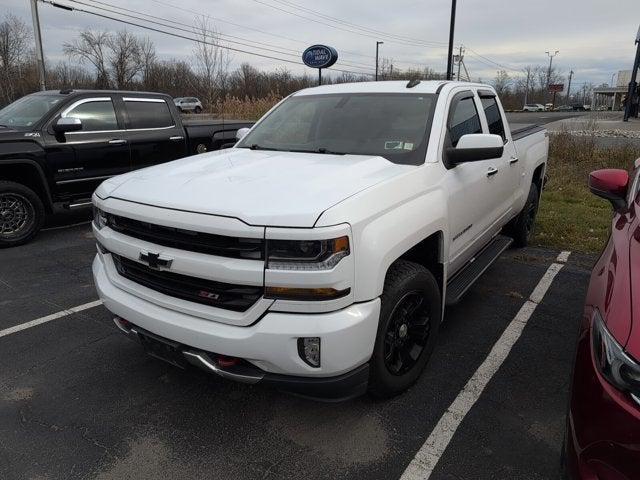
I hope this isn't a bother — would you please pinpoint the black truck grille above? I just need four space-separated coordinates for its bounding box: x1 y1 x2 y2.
112 254 263 312
106 214 264 260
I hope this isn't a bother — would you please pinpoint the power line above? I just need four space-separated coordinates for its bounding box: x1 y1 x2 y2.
77 0 378 71
249 0 448 49
41 0 378 77
464 46 522 73
262 0 449 48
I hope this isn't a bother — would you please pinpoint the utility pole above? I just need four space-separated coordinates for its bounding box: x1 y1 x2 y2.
566 70 574 105
523 69 531 106
30 0 46 91
623 26 640 122
545 50 559 103
375 41 384 81
456 45 464 81
446 0 457 80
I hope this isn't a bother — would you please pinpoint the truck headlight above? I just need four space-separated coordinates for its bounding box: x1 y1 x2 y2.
93 206 107 230
592 310 640 404
266 236 349 271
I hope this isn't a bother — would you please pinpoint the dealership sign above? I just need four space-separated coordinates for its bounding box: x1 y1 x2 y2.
302 45 338 69
548 83 564 93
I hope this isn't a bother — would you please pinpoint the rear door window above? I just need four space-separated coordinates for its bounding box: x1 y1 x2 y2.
448 94 482 147
124 99 174 129
480 96 506 141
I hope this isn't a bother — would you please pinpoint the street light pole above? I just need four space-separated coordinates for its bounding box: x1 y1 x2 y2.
30 0 46 91
545 50 559 103
446 0 457 80
375 41 384 81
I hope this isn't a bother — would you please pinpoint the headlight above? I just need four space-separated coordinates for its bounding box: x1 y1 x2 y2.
93 205 107 230
266 236 350 270
592 310 640 403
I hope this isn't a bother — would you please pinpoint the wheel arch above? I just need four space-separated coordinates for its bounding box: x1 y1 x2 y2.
0 160 54 213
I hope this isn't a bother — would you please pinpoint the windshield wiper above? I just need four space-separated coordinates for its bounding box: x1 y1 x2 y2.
247 144 280 151
289 147 346 155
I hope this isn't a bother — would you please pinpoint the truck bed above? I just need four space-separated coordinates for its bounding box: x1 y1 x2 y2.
510 123 545 141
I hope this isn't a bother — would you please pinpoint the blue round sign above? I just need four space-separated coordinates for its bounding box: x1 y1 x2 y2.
302 45 338 69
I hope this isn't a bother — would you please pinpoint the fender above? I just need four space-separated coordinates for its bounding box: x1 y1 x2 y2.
316 165 448 302
0 158 54 211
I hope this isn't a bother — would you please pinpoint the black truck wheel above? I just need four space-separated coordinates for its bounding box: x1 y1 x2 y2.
509 183 540 248
368 260 441 398
0 181 45 248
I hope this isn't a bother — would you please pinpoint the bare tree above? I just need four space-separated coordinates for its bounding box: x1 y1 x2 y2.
493 70 511 97
0 14 32 103
64 29 111 88
139 36 156 89
107 30 142 89
192 16 230 109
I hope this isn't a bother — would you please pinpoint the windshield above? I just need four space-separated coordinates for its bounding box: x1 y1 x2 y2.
237 93 436 165
0 94 65 129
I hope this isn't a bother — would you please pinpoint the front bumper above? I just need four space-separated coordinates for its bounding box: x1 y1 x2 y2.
93 253 380 393
565 315 640 479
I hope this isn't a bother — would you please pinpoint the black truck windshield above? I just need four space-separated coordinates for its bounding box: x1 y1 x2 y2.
0 94 65 129
237 93 436 165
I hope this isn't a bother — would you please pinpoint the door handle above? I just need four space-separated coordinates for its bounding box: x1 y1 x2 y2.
509 156 519 164
486 167 499 177
169 136 185 141
108 139 127 145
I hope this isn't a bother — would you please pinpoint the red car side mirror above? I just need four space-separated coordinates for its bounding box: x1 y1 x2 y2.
589 169 629 211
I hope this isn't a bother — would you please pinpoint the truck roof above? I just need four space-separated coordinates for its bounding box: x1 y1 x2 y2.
293 80 492 96
34 89 172 98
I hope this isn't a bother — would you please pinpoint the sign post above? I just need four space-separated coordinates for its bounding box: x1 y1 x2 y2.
548 83 564 111
302 45 338 86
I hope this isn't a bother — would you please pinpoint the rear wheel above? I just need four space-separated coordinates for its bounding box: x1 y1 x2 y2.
0 181 45 248
368 260 441 398
509 183 539 248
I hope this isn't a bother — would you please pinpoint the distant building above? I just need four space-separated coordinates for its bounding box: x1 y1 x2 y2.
592 70 635 110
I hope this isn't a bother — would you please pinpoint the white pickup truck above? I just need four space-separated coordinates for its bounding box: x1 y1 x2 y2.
92 81 548 400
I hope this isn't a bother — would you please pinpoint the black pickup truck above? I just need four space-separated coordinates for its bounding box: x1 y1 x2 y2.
0 89 253 247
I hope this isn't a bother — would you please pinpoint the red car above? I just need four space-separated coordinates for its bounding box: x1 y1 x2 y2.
564 163 640 479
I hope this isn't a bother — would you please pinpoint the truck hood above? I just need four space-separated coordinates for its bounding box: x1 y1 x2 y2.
98 148 412 227
0 127 36 142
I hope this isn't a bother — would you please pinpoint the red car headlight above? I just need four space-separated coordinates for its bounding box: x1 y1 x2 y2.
592 309 640 404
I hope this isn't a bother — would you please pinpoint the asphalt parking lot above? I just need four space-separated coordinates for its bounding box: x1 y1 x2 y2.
0 210 595 480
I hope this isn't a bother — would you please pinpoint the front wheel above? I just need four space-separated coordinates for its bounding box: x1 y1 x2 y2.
368 260 441 398
194 106 202 114
0 181 45 248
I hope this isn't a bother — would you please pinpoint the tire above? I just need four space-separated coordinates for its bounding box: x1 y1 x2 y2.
368 260 442 398
509 183 539 248
0 181 45 248
194 106 202 114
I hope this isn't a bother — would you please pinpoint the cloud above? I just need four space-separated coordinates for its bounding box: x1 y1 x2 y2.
5 0 639 85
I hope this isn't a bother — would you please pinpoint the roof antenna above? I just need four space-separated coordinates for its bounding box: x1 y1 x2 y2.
406 79 421 88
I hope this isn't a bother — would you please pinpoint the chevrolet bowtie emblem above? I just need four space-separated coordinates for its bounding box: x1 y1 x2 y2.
139 251 173 270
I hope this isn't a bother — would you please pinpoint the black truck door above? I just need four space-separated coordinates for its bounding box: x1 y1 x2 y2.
122 97 187 170
44 96 130 203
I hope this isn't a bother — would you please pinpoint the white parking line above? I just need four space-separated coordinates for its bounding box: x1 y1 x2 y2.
0 300 103 339
400 251 571 480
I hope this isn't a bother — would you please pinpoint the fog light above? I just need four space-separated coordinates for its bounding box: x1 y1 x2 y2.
298 337 321 368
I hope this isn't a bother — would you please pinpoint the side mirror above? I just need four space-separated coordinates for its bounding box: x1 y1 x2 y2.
54 117 82 133
235 127 250 142
445 134 504 165
589 169 629 211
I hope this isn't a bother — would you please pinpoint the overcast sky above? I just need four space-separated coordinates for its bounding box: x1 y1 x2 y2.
5 0 640 87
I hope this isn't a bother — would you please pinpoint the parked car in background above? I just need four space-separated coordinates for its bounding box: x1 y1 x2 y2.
563 162 640 479
174 97 203 113
92 80 548 400
556 105 574 112
0 90 253 247
523 103 545 112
